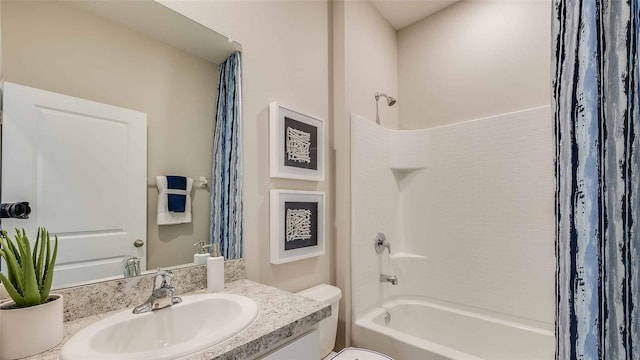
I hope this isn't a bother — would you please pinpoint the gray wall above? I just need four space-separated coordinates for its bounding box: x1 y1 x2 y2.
160 1 333 292
398 0 551 129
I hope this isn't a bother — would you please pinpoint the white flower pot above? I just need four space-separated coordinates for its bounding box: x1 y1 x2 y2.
0 294 63 360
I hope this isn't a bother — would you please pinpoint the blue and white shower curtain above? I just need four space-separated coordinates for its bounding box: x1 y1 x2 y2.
553 1 639 358
210 51 243 259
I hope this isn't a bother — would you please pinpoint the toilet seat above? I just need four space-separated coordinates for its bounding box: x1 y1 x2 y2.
329 347 393 360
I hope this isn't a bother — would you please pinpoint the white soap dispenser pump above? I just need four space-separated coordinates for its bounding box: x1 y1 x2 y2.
193 242 211 266
207 243 224 292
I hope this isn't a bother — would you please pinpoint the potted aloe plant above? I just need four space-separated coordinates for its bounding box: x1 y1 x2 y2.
0 228 62 359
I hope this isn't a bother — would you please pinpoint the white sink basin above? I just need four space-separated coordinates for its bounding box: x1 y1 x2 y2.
59 293 259 360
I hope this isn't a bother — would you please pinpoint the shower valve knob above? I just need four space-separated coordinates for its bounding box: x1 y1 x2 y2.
375 232 390 254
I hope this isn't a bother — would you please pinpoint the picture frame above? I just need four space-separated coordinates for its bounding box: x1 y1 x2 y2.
270 189 325 264
269 102 325 181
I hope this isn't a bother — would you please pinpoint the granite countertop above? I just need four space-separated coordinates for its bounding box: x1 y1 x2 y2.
25 279 331 360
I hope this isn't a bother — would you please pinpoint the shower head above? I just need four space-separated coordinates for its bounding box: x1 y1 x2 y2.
375 92 397 106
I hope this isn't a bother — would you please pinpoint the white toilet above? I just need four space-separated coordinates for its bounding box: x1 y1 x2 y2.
297 284 392 360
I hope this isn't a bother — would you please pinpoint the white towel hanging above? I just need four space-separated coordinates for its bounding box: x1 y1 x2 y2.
156 176 193 225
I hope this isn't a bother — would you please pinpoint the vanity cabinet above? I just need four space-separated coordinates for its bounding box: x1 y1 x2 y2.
257 329 320 360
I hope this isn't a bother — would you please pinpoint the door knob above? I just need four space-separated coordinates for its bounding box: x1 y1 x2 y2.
134 239 144 247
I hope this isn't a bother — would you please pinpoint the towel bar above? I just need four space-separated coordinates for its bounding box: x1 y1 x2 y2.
147 176 208 189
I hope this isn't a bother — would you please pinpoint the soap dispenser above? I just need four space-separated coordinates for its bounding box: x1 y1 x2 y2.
193 241 211 265
207 243 224 292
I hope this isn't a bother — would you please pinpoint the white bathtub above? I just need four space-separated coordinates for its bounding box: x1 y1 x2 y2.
352 298 554 360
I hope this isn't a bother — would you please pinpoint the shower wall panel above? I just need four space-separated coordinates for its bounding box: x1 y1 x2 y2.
402 106 554 326
351 106 554 328
351 114 401 318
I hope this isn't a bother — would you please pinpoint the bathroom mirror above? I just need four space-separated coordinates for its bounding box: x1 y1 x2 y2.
0 0 242 288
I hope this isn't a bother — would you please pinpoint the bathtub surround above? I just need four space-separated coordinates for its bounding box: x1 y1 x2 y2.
211 52 243 260
350 115 401 319
351 107 554 358
553 1 640 358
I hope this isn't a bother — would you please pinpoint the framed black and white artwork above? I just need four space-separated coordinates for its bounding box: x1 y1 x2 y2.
269 102 325 181
270 190 325 264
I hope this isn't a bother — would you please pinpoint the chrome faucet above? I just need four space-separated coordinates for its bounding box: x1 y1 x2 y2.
123 256 141 278
380 274 398 285
132 269 182 314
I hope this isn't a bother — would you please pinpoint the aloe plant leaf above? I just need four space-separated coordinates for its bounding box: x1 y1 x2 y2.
15 229 40 306
43 230 51 294
0 272 26 307
0 236 24 296
2 230 21 265
0 249 20 294
5 235 22 288
35 228 46 289
40 234 58 303
6 233 23 289
0 231 15 259
21 229 32 255
32 228 39 271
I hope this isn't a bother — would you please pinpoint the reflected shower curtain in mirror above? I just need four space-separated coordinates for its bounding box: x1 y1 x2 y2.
210 51 242 259
553 1 639 359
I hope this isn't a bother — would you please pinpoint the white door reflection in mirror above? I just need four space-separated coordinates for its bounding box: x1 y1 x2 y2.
1 82 147 287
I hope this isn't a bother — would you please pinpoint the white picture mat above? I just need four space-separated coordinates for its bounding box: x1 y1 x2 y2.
270 190 325 264
269 102 325 181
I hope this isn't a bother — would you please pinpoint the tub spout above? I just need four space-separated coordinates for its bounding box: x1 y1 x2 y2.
380 274 398 285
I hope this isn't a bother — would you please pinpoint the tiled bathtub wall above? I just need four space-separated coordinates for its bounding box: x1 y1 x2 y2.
350 115 402 318
351 107 554 328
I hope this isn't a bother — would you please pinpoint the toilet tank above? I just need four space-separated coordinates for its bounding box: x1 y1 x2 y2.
297 284 342 358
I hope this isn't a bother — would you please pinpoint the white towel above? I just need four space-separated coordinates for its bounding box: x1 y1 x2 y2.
156 176 193 225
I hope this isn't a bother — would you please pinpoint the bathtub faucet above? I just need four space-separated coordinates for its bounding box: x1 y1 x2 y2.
380 274 398 285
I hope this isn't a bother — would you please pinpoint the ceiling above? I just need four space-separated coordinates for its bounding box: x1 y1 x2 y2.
71 0 241 64
369 0 460 30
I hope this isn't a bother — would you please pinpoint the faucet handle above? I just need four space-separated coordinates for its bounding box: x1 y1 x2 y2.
374 232 391 254
153 268 174 289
